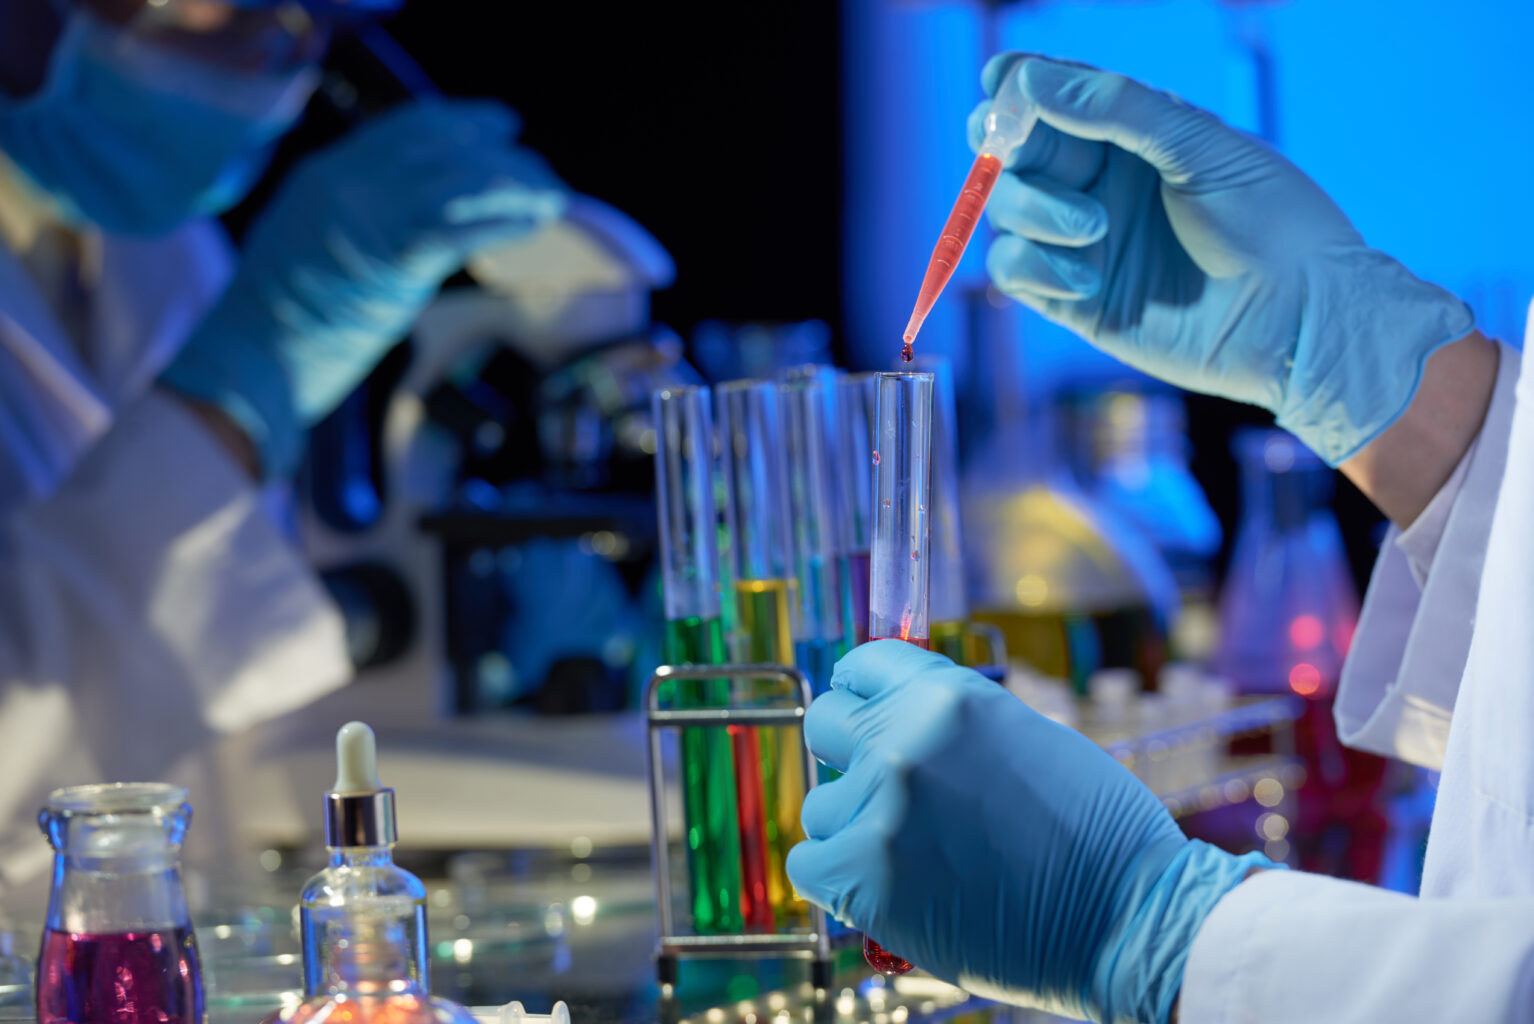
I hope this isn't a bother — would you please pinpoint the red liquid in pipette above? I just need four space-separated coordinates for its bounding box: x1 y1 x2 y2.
859 631 926 974
902 152 1004 361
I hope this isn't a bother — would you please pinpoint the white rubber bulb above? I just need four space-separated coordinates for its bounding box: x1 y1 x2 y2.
333 721 382 794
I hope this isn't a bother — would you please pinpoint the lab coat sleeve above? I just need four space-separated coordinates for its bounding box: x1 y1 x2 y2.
0 388 351 734
1332 344 1519 769
1181 870 1534 1022
0 390 352 887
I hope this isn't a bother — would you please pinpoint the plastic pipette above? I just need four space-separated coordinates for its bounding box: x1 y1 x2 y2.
901 64 1039 360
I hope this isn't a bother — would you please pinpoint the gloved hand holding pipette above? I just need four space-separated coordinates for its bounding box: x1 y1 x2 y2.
970 55 1473 466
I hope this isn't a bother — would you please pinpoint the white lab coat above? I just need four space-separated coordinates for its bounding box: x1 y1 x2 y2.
1182 315 1534 1020
0 214 349 890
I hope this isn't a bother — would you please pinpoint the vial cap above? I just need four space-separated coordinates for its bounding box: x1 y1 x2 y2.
333 721 382 794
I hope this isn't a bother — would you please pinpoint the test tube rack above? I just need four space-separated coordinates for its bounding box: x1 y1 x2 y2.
645 662 833 990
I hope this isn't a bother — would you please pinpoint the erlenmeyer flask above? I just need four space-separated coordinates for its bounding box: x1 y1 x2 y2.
1215 430 1357 695
1211 430 1387 881
35 784 204 1024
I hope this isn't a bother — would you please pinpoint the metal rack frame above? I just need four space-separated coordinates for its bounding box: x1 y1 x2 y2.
645 663 833 989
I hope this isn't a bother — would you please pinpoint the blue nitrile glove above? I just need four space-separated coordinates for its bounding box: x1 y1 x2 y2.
161 98 567 476
787 641 1273 1024
969 56 1472 466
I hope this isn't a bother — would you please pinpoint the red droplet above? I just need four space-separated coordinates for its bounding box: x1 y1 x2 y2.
872 451 881 466
900 342 914 363
864 937 914 976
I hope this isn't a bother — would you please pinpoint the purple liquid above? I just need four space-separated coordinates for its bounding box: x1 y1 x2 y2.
37 927 204 1024
848 550 871 646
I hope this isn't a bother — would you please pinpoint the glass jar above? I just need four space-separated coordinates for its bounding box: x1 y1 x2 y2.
35 783 204 1024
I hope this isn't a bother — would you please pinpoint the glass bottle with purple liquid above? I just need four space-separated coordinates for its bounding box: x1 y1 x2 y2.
35 783 204 1024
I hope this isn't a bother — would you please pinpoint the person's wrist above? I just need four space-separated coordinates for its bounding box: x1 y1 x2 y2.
165 392 260 479
159 316 302 480
1341 328 1497 527
1092 840 1277 1024
1274 252 1474 467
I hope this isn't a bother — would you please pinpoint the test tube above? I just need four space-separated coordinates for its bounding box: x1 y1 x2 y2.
868 372 935 648
717 380 809 929
653 386 745 935
780 366 847 693
863 371 932 977
836 373 877 647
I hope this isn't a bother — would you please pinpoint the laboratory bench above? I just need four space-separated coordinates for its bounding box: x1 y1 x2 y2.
0 694 1298 1024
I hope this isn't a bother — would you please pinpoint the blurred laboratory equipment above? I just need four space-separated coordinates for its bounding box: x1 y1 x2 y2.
916 357 1006 673
690 321 833 384
861 370 935 978
921 360 966 660
779 366 848 693
220 198 691 855
651 386 751 935
491 1000 572 1024
36 784 204 1024
1065 388 1223 662
1215 430 1357 696
1210 430 1385 881
301 193 682 715
960 290 1175 694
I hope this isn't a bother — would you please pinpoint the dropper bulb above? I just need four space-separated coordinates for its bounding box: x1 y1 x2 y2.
333 721 382 794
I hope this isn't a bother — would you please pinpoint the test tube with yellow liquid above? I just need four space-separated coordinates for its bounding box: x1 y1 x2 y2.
717 379 809 930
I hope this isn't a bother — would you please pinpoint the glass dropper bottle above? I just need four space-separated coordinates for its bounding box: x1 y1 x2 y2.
268 722 482 1024
862 371 934 977
299 722 428 996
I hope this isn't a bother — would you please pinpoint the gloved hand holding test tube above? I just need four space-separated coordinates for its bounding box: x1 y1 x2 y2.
861 370 935 975
901 65 1037 360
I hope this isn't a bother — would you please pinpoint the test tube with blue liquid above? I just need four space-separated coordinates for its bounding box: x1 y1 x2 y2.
780 366 848 694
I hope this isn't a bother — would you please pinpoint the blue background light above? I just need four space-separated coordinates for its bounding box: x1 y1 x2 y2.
844 0 1534 386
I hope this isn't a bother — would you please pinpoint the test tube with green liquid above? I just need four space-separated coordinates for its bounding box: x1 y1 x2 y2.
718 379 810 930
780 366 848 694
653 385 745 934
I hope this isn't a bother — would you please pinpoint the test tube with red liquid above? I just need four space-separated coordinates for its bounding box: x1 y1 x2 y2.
862 370 935 976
